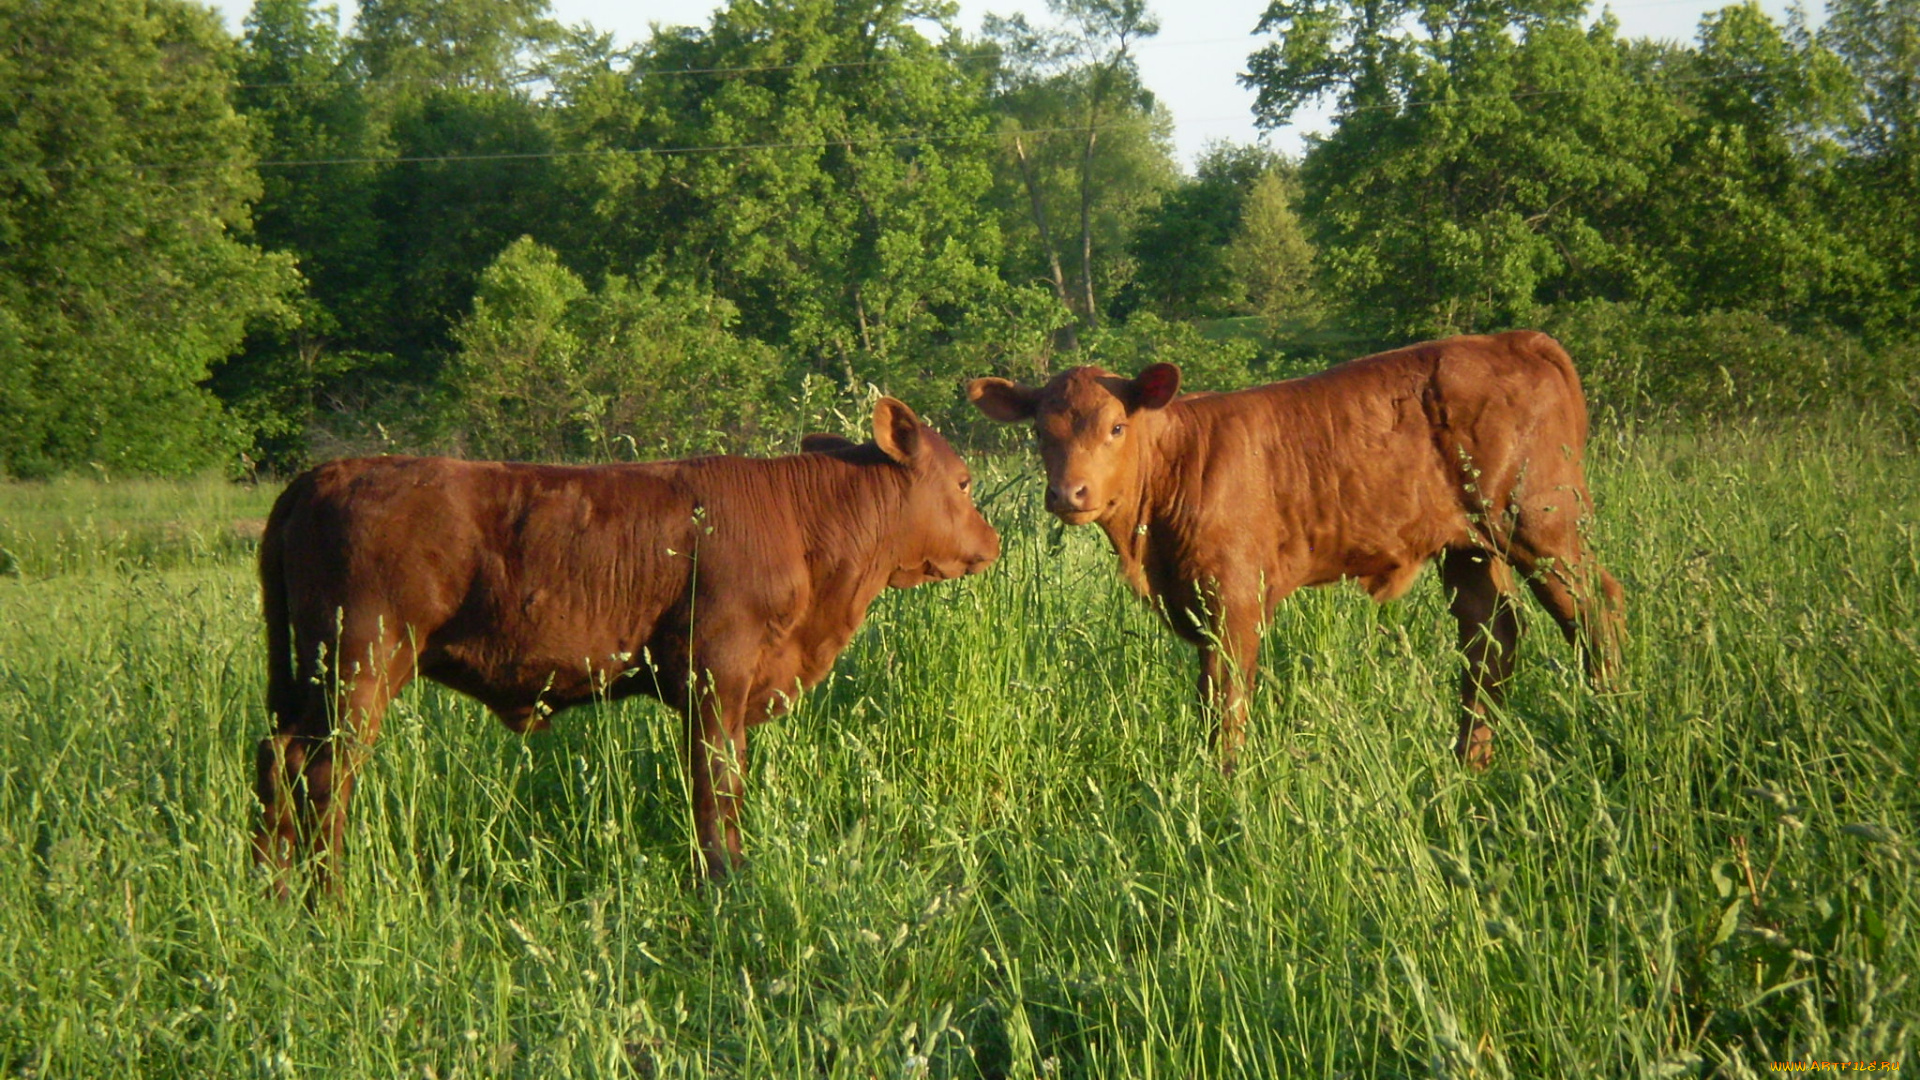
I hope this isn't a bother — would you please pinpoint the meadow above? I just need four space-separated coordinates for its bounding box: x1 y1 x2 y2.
0 414 1914 1077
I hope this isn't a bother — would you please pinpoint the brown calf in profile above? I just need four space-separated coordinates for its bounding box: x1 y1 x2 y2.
970 330 1623 769
255 399 999 891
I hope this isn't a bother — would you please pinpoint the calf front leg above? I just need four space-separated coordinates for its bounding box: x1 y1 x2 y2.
685 672 749 880
1197 600 1262 776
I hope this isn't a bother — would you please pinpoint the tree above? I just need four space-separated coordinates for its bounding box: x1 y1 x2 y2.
597 0 1021 395
442 237 779 460
442 236 589 460
235 0 384 312
529 26 666 282
367 83 563 372
1225 166 1320 333
216 0 388 470
0 0 298 477
987 0 1177 341
217 0 570 468
340 0 567 375
1630 3 1864 327
1244 1 1684 336
352 0 559 90
1123 142 1278 318
1824 0 1920 335
1243 0 1427 128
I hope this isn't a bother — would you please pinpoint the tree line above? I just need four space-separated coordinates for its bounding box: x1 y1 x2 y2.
0 0 1913 477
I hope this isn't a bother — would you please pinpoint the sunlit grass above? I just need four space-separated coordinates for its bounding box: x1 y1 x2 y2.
0 415 1914 1076
0 473 276 578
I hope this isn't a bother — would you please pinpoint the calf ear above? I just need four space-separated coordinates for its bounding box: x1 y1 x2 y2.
872 397 924 465
968 377 1040 422
800 433 859 454
1130 363 1181 411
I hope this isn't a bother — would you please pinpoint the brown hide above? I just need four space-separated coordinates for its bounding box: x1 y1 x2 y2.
970 330 1624 769
254 398 999 892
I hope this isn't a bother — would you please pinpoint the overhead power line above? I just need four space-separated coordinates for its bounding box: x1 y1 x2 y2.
30 67 1787 176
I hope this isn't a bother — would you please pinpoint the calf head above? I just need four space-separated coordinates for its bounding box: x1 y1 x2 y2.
968 363 1181 525
867 398 1001 587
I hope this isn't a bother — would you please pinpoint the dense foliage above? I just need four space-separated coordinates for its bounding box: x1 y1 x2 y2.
0 0 299 477
0 0 1913 476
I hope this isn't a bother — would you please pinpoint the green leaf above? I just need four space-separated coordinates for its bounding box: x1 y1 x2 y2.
1710 898 1743 948
1710 859 1736 900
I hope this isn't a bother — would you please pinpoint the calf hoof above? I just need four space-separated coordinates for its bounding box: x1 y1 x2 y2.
697 848 746 883
250 831 296 901
1453 724 1494 771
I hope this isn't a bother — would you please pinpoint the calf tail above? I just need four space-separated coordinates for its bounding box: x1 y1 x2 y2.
260 476 306 730
255 475 317 891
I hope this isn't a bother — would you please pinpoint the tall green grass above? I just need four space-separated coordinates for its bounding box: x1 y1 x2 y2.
0 416 1913 1077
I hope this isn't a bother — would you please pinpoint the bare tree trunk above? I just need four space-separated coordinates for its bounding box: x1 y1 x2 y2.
853 286 874 356
1013 137 1076 306
1013 132 1081 352
1077 120 1100 331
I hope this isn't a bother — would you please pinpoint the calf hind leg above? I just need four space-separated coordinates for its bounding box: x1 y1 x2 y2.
1439 548 1520 768
253 627 413 897
253 726 318 898
684 671 750 880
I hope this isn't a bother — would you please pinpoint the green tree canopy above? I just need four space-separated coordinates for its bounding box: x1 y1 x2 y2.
606 0 1023 393
1244 0 1911 339
352 0 560 90
1123 142 1280 319
443 237 780 460
0 0 299 477
1251 2 1688 336
1824 0 1920 334
1225 166 1321 333
987 0 1177 340
1635 3 1863 325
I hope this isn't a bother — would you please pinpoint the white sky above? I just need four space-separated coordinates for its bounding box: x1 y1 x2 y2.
206 0 1809 168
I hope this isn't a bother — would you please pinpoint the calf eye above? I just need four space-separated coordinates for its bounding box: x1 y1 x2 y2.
1110 423 1125 438
959 476 971 492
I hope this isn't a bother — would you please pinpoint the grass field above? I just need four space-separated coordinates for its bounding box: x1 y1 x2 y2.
1 415 1915 1077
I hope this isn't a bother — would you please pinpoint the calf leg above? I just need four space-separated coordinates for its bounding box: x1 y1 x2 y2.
1439 548 1520 768
685 671 750 880
1507 505 1626 692
1197 599 1262 776
1515 557 1625 689
253 726 316 899
253 623 413 898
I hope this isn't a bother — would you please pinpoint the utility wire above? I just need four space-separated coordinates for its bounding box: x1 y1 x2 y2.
28 67 1788 175
227 48 1008 91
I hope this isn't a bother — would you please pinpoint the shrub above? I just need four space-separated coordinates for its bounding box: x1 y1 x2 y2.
1083 312 1264 393
440 238 782 462
1542 300 1916 431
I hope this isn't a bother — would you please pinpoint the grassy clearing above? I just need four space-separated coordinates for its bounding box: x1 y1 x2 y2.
0 416 1915 1077
0 474 277 578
